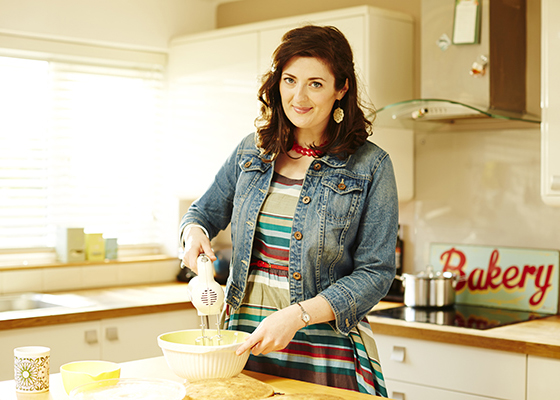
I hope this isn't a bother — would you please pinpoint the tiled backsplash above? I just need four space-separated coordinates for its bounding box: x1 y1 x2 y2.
0 259 181 295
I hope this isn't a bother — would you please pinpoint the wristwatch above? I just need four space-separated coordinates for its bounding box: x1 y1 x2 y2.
297 302 311 327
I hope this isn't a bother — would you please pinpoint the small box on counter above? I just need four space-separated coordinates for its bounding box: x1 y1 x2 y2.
56 227 86 263
105 238 118 260
85 233 105 261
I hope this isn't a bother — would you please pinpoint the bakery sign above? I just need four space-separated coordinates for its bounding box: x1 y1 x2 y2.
429 244 560 314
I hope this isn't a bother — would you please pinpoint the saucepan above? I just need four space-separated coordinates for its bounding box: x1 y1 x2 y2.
396 265 459 308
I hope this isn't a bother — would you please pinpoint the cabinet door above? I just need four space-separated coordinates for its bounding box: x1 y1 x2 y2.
100 309 198 362
373 334 526 400
257 15 366 91
527 355 560 400
385 378 500 400
257 13 413 202
541 0 560 206
167 31 260 199
0 321 100 381
369 127 414 202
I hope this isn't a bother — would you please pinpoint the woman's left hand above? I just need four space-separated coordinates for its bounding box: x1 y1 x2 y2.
236 304 303 356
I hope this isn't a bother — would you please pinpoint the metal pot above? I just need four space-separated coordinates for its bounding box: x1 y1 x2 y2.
397 266 457 308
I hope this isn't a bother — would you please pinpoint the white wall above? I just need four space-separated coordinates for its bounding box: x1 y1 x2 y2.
2 1 559 275
0 0 217 50
398 127 560 272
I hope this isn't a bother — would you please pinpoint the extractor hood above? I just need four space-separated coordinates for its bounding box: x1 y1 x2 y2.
375 0 541 131
375 98 541 131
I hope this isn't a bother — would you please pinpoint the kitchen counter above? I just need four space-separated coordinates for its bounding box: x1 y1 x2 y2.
0 356 383 399
368 302 560 360
0 283 194 331
2 283 560 360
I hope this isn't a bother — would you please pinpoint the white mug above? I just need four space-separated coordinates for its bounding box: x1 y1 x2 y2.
14 346 50 393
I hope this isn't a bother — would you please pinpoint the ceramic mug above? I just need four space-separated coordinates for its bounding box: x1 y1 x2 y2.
14 346 50 393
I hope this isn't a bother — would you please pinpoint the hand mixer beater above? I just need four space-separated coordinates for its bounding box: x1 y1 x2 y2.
187 254 225 345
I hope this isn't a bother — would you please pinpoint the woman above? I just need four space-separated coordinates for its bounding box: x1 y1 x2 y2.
181 25 398 397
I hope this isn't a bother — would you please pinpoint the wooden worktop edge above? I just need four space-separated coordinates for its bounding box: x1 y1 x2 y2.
370 320 560 359
0 302 194 330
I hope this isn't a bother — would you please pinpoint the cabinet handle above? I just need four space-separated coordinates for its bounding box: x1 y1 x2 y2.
105 327 119 341
551 176 560 191
84 329 98 344
392 391 405 400
390 345 406 362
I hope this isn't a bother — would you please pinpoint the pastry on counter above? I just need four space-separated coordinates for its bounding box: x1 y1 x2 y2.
184 374 274 399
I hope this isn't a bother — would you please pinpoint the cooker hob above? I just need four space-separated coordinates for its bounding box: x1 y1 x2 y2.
369 303 550 330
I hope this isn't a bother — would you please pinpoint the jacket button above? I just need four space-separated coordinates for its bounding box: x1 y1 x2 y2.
313 163 321 171
294 231 303 240
244 160 252 168
345 319 350 327
292 272 302 280
302 196 311 204
338 182 346 190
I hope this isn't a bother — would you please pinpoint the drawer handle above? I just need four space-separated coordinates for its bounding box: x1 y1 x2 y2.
106 327 119 341
551 175 560 191
392 391 405 400
390 345 406 362
84 329 98 344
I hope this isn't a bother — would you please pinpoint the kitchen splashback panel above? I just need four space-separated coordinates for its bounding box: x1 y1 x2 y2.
429 243 559 314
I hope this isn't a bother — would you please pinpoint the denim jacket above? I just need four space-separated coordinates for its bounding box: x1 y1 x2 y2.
181 133 398 335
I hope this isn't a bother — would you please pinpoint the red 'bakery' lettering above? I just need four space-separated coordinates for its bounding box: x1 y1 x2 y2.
439 247 555 308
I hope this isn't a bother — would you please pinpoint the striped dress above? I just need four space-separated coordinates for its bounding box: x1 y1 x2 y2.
223 172 388 397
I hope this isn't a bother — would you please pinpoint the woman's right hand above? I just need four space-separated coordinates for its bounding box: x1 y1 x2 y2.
181 226 216 274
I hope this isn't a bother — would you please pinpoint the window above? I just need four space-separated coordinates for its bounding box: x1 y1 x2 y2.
0 55 164 252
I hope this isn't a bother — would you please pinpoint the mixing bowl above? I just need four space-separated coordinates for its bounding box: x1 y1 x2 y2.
60 360 121 394
157 329 251 381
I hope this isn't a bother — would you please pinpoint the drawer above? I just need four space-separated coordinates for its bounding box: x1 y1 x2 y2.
385 378 502 400
527 355 560 400
373 334 525 400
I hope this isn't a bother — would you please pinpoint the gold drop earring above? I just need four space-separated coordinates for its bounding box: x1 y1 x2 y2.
333 101 344 124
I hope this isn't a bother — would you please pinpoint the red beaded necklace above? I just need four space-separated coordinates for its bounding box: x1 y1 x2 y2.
291 141 327 157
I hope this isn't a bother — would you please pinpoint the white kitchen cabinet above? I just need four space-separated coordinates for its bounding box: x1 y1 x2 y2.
541 0 560 206
256 15 366 96
0 320 100 381
527 355 560 400
167 6 414 201
100 310 199 362
373 333 526 400
167 31 260 199
0 309 197 381
385 378 498 400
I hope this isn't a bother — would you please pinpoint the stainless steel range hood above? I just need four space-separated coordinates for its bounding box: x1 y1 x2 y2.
375 0 541 132
375 98 541 131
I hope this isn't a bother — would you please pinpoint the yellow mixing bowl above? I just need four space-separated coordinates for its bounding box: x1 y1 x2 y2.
60 360 121 394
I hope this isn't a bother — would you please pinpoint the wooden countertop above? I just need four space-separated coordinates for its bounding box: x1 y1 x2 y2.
0 283 194 331
368 302 560 360
2 284 560 360
0 356 383 399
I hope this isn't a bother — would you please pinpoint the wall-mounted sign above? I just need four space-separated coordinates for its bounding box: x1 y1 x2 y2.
452 0 481 45
430 243 559 314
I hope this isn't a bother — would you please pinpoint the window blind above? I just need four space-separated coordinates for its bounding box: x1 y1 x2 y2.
0 55 164 250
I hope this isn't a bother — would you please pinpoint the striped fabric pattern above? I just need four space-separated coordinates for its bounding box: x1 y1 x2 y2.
224 172 388 397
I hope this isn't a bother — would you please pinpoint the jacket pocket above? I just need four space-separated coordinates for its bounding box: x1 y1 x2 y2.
234 154 271 206
238 154 270 173
318 174 364 224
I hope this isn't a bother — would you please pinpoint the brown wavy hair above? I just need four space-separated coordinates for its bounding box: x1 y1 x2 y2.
255 25 375 160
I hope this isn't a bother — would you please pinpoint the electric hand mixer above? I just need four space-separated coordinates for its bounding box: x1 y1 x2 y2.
187 254 225 346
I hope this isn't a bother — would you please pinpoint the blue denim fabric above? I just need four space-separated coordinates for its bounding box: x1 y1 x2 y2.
181 133 398 335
